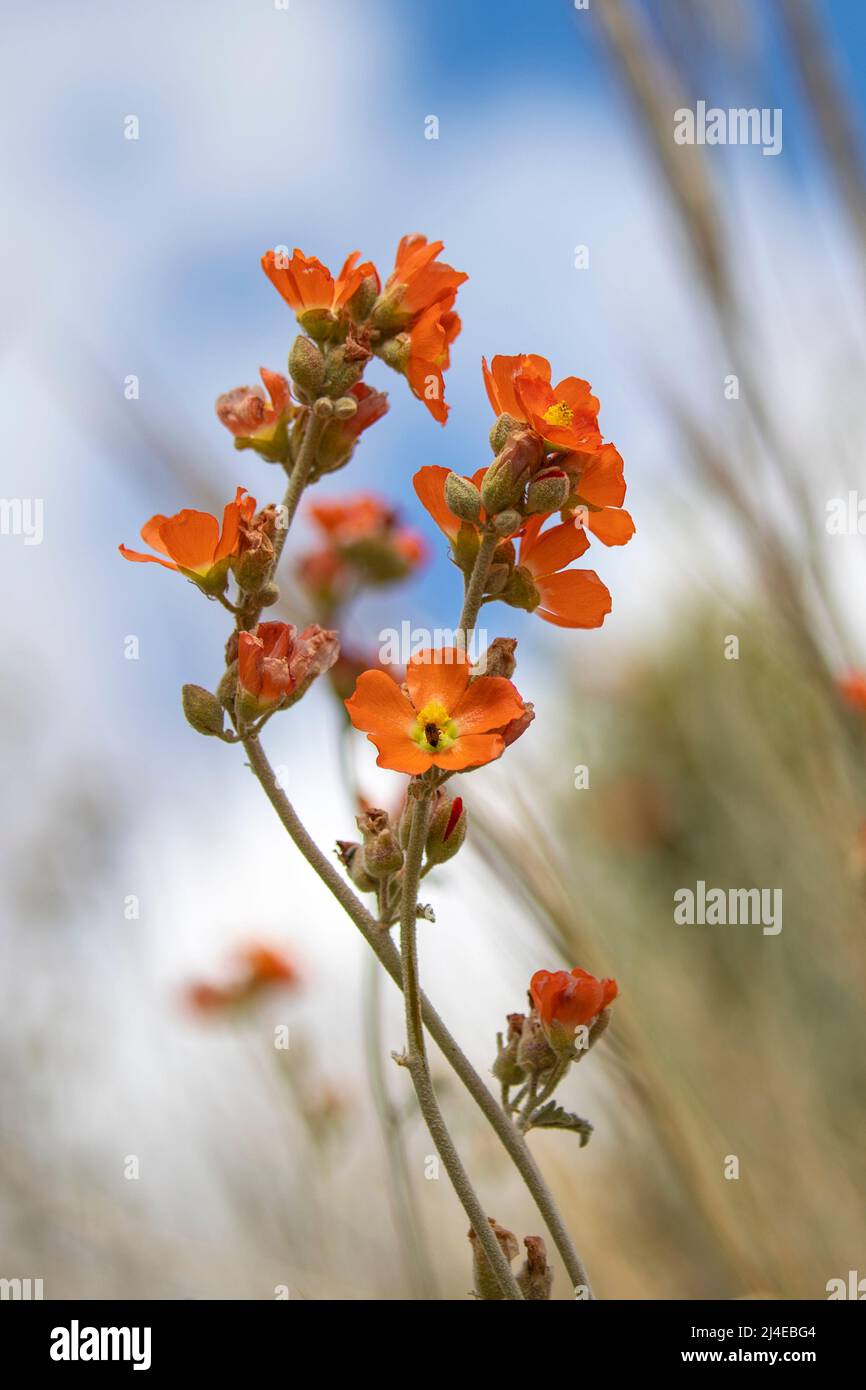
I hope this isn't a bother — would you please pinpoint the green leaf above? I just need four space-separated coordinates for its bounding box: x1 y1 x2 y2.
529 1101 593 1146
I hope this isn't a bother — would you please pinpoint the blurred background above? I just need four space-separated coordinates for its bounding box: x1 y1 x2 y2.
2 0 866 1300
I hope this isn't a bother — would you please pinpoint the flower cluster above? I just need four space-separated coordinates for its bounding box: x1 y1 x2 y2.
119 230 628 1298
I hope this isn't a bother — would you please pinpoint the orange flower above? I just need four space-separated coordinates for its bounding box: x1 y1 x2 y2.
380 234 468 326
839 672 866 712
237 620 339 714
562 442 635 547
517 514 612 628
261 247 378 322
530 968 618 1043
345 647 527 774
483 354 603 454
215 369 294 460
119 487 255 594
375 235 467 425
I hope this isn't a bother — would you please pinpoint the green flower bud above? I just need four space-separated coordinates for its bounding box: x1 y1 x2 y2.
492 509 522 537
501 565 541 613
444 472 483 524
333 395 359 420
525 467 571 515
489 412 524 453
378 333 411 374
181 684 225 738
289 335 326 397
452 522 481 574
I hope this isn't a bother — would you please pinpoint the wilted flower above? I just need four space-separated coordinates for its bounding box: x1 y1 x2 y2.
237 621 339 717
215 369 294 462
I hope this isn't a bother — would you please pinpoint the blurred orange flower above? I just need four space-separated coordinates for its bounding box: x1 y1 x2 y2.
119 486 255 593
839 672 866 712
261 247 378 317
483 354 603 454
345 647 527 773
530 967 618 1043
300 491 426 608
185 943 299 1015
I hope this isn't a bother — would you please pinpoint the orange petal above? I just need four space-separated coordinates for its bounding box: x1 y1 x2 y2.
432 732 505 770
118 543 177 571
482 355 529 419
520 518 590 577
413 466 460 541
536 571 612 628
572 442 626 509
158 510 221 571
215 487 254 562
140 513 173 557
451 676 525 734
406 648 471 713
586 507 635 546
554 376 600 418
367 732 434 775
345 669 416 735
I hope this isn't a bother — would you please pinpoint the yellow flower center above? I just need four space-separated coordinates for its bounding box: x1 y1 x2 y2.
413 699 458 752
543 399 573 430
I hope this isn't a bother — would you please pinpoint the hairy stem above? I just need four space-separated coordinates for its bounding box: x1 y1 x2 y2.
241 734 594 1296
363 951 439 1300
458 529 499 640
398 785 522 1298
274 409 326 565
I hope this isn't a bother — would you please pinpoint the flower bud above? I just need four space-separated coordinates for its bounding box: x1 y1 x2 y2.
356 809 404 879
492 1013 526 1088
492 509 522 537
313 397 334 419
469 1218 519 1301
216 662 238 711
525 467 571 515
425 793 466 865
181 684 225 738
481 431 544 514
323 343 369 397
336 840 378 893
489 412 524 453
257 581 280 607
484 563 511 596
444 472 483 524
516 1011 557 1075
297 307 338 342
333 395 359 420
501 565 541 613
232 531 275 594
451 522 481 574
345 274 379 325
378 333 411 373
516 1236 553 1301
472 637 517 681
288 335 326 397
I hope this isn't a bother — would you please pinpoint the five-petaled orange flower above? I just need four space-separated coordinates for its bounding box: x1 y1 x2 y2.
261 247 378 318
483 353 603 454
238 621 339 714
378 236 467 425
119 486 255 594
517 514 612 629
345 647 527 774
530 967 619 1043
